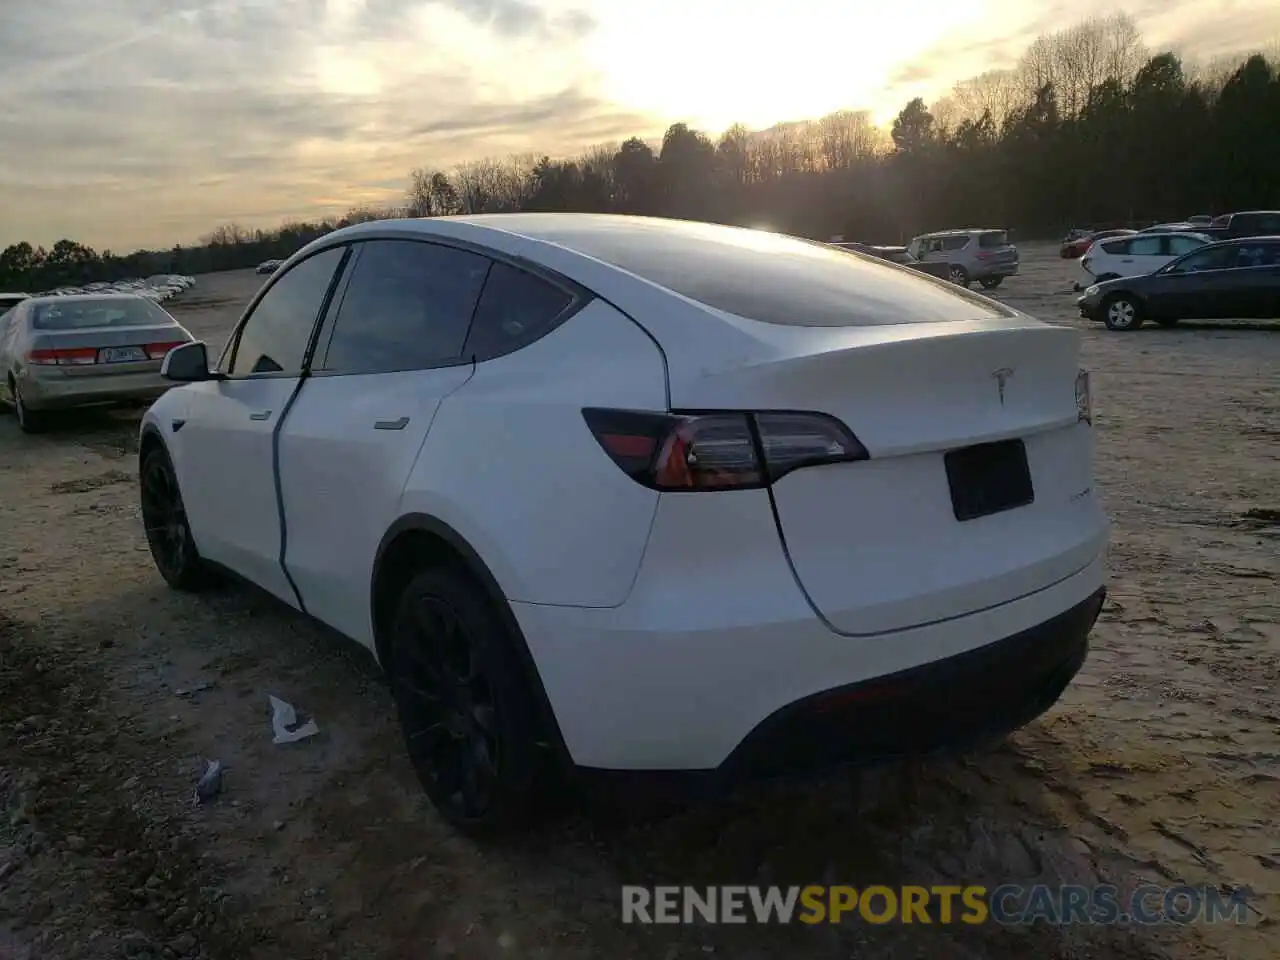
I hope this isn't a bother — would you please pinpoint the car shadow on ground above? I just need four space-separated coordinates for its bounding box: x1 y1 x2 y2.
3 404 143 457
10 573 1179 960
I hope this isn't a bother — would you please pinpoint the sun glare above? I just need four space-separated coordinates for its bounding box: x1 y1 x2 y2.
587 0 984 133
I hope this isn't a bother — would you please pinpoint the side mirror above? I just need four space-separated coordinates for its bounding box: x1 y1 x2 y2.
161 341 215 382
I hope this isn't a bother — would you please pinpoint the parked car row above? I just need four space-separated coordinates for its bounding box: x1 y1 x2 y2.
20 274 196 304
1061 210 1280 260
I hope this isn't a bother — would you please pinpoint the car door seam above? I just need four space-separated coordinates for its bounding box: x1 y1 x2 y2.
273 246 355 614
397 359 477 504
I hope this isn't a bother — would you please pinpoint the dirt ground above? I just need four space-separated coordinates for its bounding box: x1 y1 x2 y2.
1 248 1277 960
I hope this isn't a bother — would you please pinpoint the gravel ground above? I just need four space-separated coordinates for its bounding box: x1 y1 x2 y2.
1 247 1277 960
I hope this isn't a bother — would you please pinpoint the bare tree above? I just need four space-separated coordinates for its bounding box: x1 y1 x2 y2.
946 68 1026 129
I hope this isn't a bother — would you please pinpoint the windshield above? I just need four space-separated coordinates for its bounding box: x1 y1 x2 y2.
31 298 174 331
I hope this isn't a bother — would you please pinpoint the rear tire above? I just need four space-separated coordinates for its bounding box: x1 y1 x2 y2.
139 446 212 590
1102 293 1144 331
979 276 1003 290
388 565 546 836
948 265 970 287
13 383 48 434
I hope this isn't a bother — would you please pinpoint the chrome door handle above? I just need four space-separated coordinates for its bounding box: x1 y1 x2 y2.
249 410 272 421
374 416 410 431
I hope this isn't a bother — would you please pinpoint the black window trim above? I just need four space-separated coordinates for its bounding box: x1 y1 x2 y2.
219 244 355 380
302 234 593 379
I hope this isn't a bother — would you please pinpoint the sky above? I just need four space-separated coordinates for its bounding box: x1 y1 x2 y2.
0 0 1277 252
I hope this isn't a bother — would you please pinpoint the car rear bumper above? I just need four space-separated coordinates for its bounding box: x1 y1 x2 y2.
573 586 1104 799
513 486 1108 774
19 369 172 410
977 261 1019 279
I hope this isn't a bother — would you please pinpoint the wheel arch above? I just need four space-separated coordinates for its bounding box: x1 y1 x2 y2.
370 512 573 771
138 422 168 467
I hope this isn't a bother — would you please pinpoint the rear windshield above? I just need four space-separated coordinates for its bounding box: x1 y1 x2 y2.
532 220 1013 326
978 230 1008 248
31 298 173 331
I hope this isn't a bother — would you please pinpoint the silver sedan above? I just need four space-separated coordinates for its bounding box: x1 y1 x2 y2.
0 294 194 433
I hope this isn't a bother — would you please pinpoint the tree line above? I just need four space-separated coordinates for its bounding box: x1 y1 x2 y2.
3 14 1279 294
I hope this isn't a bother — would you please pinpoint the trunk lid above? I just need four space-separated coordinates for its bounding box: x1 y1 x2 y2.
667 316 1107 636
30 324 188 378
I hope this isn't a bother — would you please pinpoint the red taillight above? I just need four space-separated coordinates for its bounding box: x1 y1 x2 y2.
27 347 98 366
582 408 869 492
145 341 186 360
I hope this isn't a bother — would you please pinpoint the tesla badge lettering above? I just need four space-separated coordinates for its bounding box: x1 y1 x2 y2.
992 367 1014 405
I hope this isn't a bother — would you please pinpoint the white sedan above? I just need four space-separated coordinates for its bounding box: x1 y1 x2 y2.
138 214 1109 833
1081 231 1211 284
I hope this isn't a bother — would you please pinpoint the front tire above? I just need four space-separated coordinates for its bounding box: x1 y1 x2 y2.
1102 294 1144 331
948 265 970 287
388 566 545 835
139 446 210 590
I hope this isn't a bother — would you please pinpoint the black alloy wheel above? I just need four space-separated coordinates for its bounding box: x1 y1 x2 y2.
139 448 207 589
389 567 542 834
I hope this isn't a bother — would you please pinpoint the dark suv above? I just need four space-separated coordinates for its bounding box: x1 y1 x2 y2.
1202 211 1280 241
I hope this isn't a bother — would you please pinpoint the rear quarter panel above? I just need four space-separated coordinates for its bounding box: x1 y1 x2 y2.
400 299 668 607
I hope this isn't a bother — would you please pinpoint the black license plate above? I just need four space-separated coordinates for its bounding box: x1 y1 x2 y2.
944 439 1034 521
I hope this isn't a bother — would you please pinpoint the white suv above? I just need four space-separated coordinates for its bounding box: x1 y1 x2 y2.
140 215 1108 833
908 229 1020 289
1080 231 1211 284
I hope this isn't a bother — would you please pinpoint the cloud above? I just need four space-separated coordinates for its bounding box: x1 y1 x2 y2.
874 0 1280 109
1 0 1278 251
0 0 633 249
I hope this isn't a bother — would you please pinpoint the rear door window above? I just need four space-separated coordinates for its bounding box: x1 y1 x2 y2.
463 262 577 361
1239 213 1280 235
1167 235 1206 256
1128 236 1165 257
942 235 970 251
1234 243 1280 267
315 239 490 374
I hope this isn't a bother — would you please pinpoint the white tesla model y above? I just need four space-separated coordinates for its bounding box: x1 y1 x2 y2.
139 214 1108 833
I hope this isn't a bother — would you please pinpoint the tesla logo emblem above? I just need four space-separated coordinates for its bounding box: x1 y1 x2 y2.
992 367 1014 405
